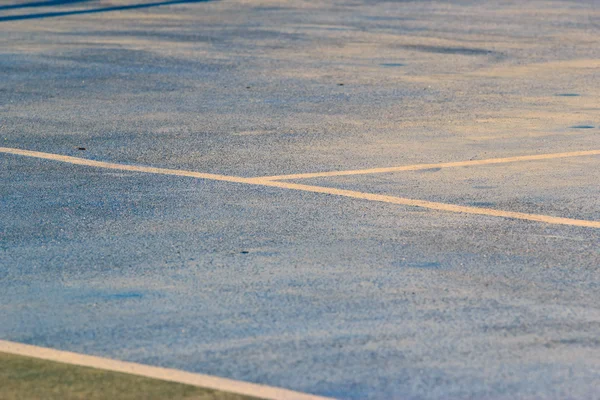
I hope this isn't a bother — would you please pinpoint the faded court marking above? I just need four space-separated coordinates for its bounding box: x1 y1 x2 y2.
258 150 600 181
1 147 599 228
0 340 333 400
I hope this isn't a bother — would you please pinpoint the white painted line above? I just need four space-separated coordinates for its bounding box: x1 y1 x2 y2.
0 340 335 400
2 146 599 228
253 179 600 229
257 149 600 181
0 147 256 185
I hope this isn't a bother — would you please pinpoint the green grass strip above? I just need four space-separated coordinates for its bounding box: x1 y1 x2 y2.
0 352 261 400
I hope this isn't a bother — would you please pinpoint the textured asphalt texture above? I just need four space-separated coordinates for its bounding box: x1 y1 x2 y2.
1 0 600 399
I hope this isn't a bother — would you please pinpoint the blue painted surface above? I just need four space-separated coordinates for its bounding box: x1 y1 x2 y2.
1 0 600 399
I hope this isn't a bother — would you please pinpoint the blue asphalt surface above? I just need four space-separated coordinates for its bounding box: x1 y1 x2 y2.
2 0 600 399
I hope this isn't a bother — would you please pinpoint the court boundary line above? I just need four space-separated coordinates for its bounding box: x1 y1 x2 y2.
257 149 600 181
249 180 600 228
1 146 599 228
0 340 334 400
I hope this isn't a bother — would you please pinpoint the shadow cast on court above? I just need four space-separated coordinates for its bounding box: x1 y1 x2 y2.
0 0 92 12
0 0 213 22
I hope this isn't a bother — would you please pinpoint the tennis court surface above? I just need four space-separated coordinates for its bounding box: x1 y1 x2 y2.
1 0 599 399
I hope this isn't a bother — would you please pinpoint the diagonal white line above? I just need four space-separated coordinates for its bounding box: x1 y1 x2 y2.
2 146 599 228
257 149 600 181
0 340 334 400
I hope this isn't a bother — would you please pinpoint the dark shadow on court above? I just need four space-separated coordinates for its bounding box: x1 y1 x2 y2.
0 0 213 22
0 0 92 12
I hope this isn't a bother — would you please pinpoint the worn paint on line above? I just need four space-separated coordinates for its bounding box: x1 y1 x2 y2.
257 149 600 181
1 146 599 228
0 340 335 400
